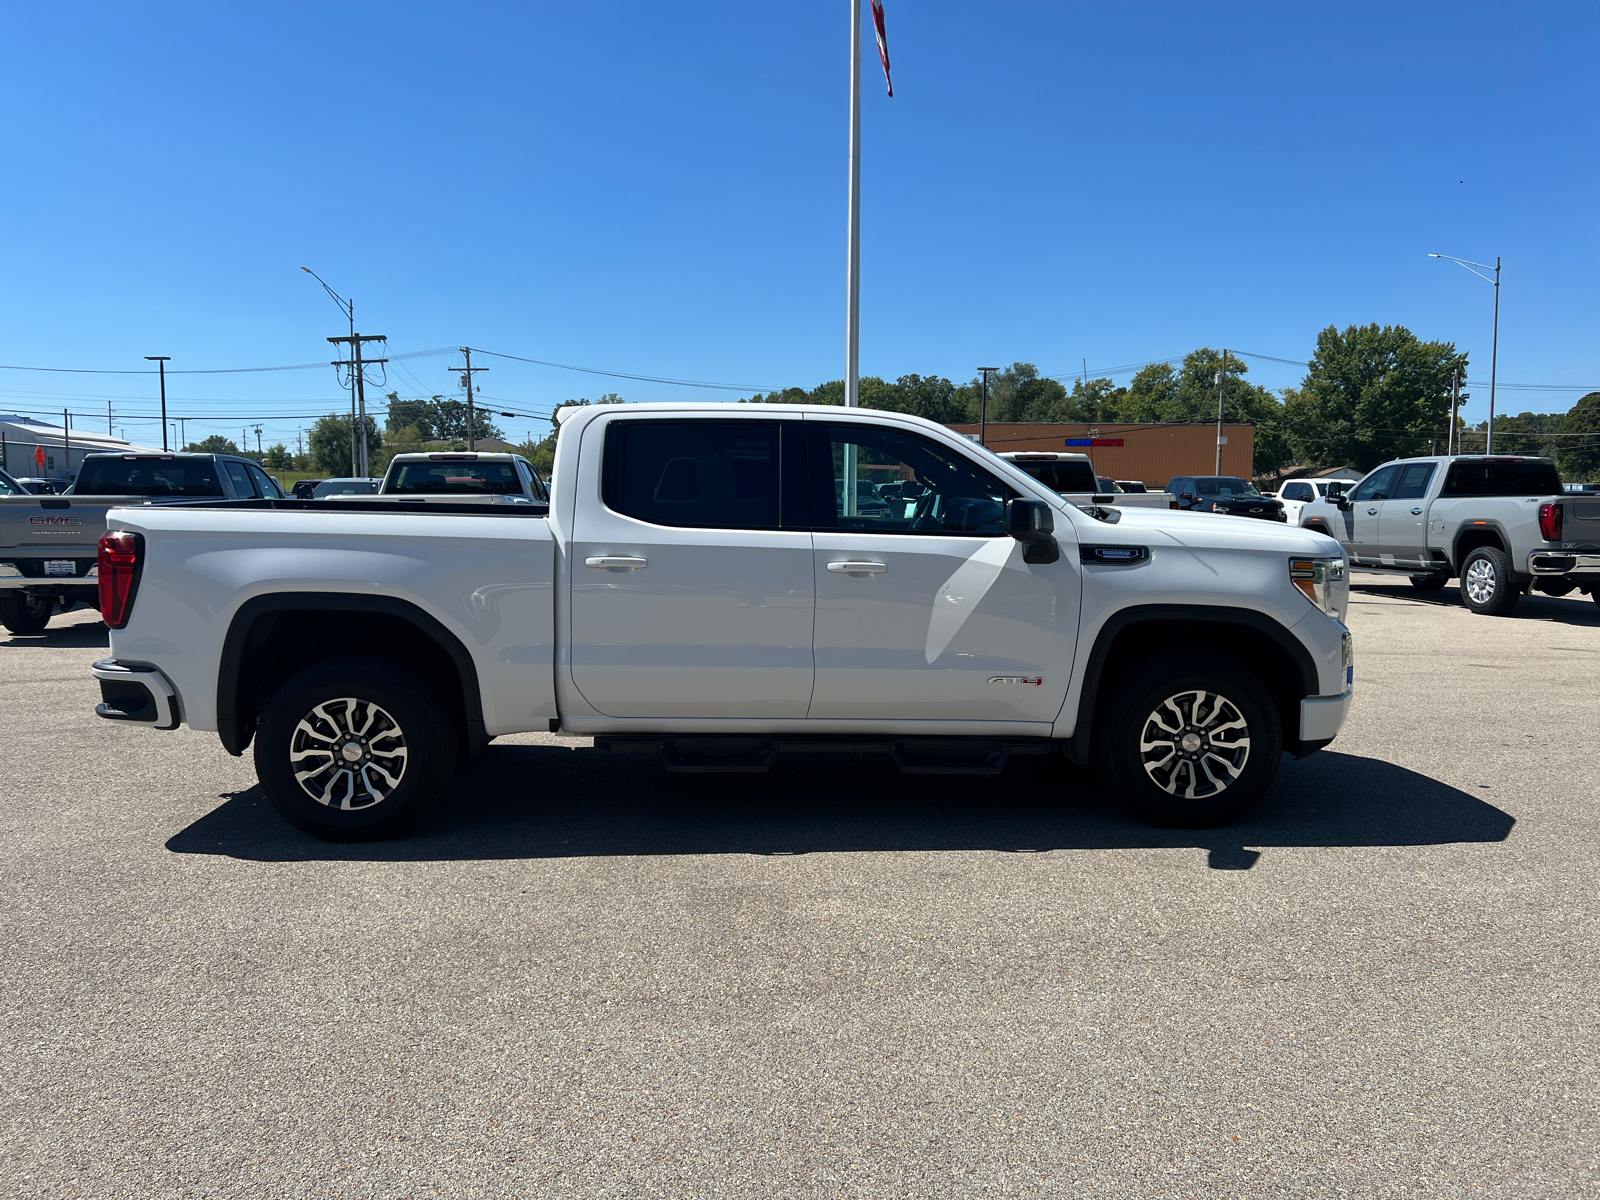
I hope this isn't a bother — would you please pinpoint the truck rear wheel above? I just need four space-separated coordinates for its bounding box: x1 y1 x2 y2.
1093 652 1282 828
1459 546 1520 616
254 654 458 841
0 593 53 634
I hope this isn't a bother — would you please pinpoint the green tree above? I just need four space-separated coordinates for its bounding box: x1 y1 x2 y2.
309 412 383 476
1283 324 1466 472
261 443 293 470
383 393 505 443
1461 410 1564 458
1558 392 1600 481
183 435 243 455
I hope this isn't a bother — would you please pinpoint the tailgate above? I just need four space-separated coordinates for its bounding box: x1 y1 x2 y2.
0 497 113 553
1565 497 1600 544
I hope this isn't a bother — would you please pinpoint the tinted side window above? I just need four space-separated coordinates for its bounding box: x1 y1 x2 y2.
1441 460 1563 497
1392 463 1436 501
1353 466 1398 503
245 463 281 497
223 461 259 498
601 419 787 530
1014 460 1098 493
810 423 1015 536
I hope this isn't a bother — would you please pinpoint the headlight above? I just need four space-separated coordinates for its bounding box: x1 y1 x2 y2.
1289 555 1347 618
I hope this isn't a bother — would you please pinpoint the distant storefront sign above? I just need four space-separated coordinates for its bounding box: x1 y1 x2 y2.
1064 438 1125 447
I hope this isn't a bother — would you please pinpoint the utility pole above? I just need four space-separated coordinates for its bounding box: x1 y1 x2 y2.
1214 350 1229 475
329 333 388 476
453 347 488 451
145 356 170 451
107 400 113 436
977 367 999 449
846 0 862 408
254 425 263 456
1449 367 1462 456
177 418 187 449
1488 256 1501 454
63 410 71 480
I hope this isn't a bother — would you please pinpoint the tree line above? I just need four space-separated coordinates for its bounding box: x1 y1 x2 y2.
235 322 1600 483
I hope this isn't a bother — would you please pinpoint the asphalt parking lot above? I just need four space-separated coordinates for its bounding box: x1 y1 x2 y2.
2 578 1597 1199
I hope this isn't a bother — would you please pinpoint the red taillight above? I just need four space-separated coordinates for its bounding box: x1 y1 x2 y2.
1538 503 1562 542
98 530 144 629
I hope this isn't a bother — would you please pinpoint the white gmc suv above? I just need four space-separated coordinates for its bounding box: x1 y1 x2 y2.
89 403 1354 840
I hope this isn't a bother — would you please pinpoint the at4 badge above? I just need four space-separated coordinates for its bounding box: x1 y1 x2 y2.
987 675 1042 686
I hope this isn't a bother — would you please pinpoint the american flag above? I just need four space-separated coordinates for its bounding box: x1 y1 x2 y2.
870 0 892 97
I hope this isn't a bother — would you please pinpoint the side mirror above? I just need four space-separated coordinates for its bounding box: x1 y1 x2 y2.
1180 491 1195 502
1334 497 1352 511
1005 498 1059 564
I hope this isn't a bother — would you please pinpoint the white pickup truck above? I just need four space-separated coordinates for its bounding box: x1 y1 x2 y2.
1297 454 1600 616
90 402 1354 840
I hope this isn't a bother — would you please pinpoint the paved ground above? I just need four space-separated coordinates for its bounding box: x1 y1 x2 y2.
2 579 1597 1198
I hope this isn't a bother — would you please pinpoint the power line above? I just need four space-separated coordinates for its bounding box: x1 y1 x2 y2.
468 346 788 392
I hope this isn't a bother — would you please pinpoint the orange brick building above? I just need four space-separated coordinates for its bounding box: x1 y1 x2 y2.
946 422 1256 489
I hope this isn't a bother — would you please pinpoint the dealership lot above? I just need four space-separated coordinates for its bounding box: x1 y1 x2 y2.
2 580 1597 1198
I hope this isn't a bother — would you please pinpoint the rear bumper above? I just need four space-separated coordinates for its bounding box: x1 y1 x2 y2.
1300 690 1352 743
0 560 97 589
91 658 179 729
1527 552 1600 576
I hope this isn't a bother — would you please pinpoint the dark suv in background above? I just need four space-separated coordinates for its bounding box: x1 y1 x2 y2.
72 452 286 499
1167 475 1287 521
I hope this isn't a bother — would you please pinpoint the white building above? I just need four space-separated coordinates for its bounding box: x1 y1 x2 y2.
0 415 163 483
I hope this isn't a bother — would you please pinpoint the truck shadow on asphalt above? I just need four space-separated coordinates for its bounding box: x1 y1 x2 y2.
167 748 1514 872
1350 579 1600 623
0 622 111 649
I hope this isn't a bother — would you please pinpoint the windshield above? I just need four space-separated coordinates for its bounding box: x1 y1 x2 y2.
74 457 226 497
387 461 522 495
1012 460 1099 494
1194 477 1261 498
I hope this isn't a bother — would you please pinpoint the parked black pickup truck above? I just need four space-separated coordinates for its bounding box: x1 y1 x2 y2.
1167 475 1288 522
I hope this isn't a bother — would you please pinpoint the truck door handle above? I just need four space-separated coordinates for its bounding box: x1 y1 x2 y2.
1410 507 1424 515
827 560 887 575
1366 507 1378 515
585 555 648 571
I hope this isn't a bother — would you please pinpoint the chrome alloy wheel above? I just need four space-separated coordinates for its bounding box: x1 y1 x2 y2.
1464 557 1498 605
1137 689 1252 799
289 697 409 810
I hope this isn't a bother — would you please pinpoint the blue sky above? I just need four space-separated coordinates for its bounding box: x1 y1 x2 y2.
0 1 1595 452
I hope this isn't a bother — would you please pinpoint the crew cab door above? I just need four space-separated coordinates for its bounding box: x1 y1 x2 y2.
1346 465 1396 563
805 418 1078 724
567 416 815 718
1377 462 1437 567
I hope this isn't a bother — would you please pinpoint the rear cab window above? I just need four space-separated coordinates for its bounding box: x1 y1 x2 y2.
1009 459 1098 494
389 460 523 495
1441 460 1563 497
74 457 227 498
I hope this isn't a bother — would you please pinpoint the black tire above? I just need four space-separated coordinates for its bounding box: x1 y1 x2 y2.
1093 651 1282 828
1459 546 1521 616
0 593 53 634
253 654 458 841
1409 573 1449 591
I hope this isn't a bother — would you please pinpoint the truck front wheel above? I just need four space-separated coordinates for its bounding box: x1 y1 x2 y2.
0 593 53 634
1094 652 1282 828
254 654 458 841
1459 546 1521 616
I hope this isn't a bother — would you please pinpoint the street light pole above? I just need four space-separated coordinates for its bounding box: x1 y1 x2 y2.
1428 253 1501 454
977 368 999 449
1214 350 1229 474
145 356 170 451
301 266 360 473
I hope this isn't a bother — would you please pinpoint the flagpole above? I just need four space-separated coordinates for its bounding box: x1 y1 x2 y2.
846 0 861 410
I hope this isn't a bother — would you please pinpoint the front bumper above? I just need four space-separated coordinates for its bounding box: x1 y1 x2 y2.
1300 690 1352 742
91 659 179 729
1527 551 1600 576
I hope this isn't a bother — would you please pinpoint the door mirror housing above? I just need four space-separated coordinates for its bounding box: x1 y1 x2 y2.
1005 498 1059 564
1334 496 1351 511
1179 491 1195 502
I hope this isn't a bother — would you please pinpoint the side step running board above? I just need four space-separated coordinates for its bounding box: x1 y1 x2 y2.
594 735 1056 776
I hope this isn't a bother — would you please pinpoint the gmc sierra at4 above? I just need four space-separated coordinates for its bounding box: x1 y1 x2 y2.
90 402 1355 840
1298 454 1599 616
